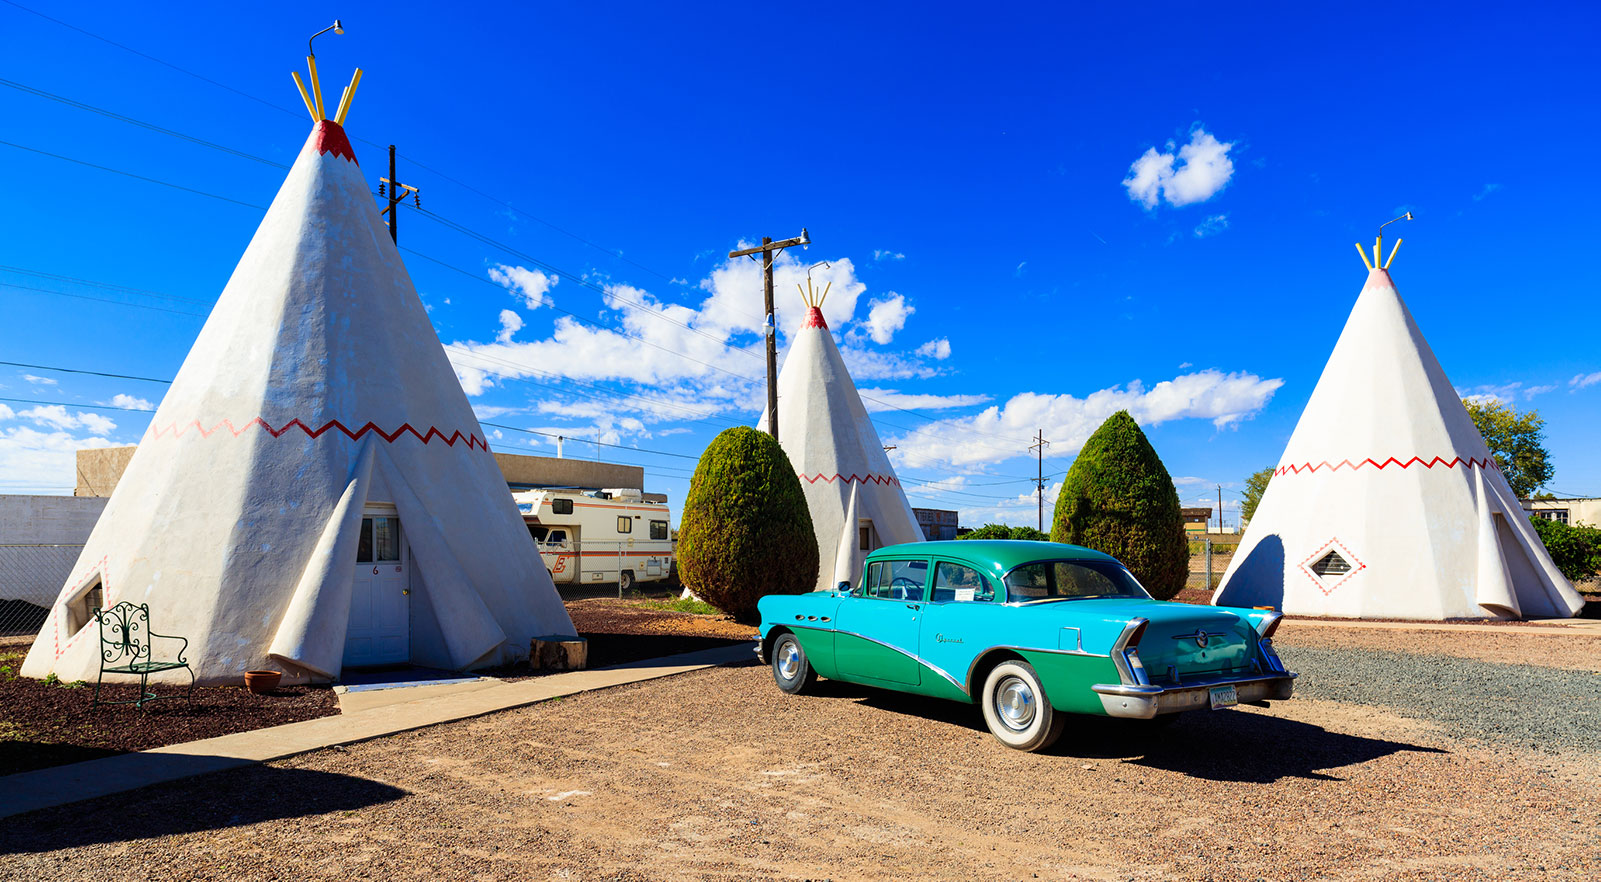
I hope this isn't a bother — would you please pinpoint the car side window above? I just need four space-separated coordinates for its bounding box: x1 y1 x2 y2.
869 559 928 601
1003 563 1050 600
932 562 993 603
859 561 883 596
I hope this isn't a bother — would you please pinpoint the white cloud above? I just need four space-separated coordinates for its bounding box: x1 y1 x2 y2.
863 294 914 345
22 374 58 386
0 403 13 420
0 424 117 493
1457 381 1559 404
886 369 1283 469
108 394 155 411
1172 476 1209 486
1571 371 1601 391
1522 384 1558 398
488 264 558 310
857 388 991 413
916 338 952 360
1474 183 1501 202
1193 214 1229 238
17 405 117 435
1124 128 1236 209
874 250 905 261
495 309 524 343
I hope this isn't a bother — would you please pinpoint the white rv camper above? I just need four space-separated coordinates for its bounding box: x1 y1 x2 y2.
514 489 674 591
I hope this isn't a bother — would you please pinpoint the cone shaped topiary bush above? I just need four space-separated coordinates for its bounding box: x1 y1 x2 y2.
678 426 819 622
1050 410 1189 599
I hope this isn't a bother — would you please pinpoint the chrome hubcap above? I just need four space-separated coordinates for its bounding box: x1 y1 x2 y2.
777 642 802 679
996 676 1035 730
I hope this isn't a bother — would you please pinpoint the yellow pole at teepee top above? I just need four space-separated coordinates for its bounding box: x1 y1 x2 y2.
1384 238 1403 269
335 69 364 125
1355 242 1374 270
306 56 325 120
290 71 318 121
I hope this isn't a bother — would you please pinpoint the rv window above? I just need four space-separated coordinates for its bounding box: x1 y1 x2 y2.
650 520 668 540
548 530 567 544
552 498 574 515
617 516 633 534
528 525 549 542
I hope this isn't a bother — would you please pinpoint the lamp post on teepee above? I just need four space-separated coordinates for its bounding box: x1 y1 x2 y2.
729 228 811 442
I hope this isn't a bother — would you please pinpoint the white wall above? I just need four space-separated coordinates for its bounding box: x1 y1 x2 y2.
1 494 107 606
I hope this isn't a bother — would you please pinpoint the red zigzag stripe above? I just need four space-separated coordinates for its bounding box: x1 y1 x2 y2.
146 417 488 451
1275 455 1497 476
799 473 902 486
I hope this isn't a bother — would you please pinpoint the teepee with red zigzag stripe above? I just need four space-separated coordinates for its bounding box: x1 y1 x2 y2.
757 280 923 593
1212 232 1581 619
23 56 575 685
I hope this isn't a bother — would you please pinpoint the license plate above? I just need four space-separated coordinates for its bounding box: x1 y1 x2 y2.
1209 685 1238 709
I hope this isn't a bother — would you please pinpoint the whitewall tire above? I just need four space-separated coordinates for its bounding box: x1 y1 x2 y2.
981 660 1066 751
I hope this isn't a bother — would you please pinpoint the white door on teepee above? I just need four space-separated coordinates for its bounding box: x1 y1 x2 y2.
345 510 410 666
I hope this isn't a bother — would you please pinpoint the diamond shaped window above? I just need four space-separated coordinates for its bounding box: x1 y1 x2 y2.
1309 551 1351 577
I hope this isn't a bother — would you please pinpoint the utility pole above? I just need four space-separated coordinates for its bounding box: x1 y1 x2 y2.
380 145 420 244
728 229 810 441
1029 430 1050 532
1217 484 1224 533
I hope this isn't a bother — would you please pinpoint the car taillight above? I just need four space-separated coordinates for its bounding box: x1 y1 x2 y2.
1112 618 1150 686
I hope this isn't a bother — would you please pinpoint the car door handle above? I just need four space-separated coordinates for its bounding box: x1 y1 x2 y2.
906 604 920 610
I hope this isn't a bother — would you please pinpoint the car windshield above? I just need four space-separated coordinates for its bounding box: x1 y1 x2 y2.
1002 559 1151 602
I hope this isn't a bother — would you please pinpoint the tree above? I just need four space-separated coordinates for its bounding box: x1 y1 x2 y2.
1050 411 1189 599
677 427 818 623
1462 399 1554 498
1241 467 1275 524
957 524 1048 541
1528 516 1601 585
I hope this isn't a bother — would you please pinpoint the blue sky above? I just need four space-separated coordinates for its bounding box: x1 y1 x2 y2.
2 1 1598 525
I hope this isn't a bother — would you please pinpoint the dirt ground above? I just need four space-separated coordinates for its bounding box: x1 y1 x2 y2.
4 626 1599 881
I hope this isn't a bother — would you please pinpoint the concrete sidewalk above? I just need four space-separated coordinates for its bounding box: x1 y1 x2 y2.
0 642 756 820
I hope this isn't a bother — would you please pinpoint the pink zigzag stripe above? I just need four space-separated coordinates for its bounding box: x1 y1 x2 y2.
1275 455 1497 477
799 472 902 487
146 417 488 451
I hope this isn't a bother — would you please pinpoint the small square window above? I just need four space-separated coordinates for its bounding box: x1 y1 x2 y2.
649 520 668 540
552 498 574 515
617 516 633 534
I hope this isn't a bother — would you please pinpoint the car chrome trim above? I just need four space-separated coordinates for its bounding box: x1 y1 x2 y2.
830 628 971 696
1092 672 1297 719
1254 611 1284 639
1110 618 1150 686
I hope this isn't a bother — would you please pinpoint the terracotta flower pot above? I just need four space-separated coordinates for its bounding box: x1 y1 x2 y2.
244 670 282 695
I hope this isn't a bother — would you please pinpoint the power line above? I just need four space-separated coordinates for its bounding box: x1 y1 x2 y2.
0 139 266 209
0 396 152 414
0 77 289 168
0 361 172 384
1 281 208 317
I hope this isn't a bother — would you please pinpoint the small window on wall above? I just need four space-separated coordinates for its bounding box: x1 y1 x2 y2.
1535 509 1569 525
650 520 668 540
617 516 633 533
552 498 574 515
859 527 870 551
357 518 374 563
67 577 104 634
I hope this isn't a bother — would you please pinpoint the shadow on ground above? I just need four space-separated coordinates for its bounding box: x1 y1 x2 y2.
812 679 1444 784
0 764 408 854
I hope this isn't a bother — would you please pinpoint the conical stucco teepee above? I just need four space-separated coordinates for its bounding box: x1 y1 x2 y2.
1212 234 1581 619
22 57 575 685
757 281 923 592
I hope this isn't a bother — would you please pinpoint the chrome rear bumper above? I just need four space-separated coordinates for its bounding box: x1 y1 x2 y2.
1091 672 1296 719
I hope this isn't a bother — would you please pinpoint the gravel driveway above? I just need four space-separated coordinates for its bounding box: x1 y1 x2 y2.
2 629 1598 881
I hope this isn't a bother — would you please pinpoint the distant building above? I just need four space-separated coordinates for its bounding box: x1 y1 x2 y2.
1521 497 1601 527
1180 507 1212 535
912 507 960 541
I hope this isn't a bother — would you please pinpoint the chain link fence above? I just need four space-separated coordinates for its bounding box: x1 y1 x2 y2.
0 544 83 640
1186 536 1236 591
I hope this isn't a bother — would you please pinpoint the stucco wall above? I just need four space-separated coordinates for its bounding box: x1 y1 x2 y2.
0 494 108 543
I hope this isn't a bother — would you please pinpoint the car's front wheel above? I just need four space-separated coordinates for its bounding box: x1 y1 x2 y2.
981 660 1066 751
770 632 816 695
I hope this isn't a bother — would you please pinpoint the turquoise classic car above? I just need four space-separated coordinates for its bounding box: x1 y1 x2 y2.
756 540 1295 751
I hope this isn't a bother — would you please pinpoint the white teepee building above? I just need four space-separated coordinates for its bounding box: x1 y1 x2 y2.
1212 236 1581 619
23 60 575 685
757 282 923 592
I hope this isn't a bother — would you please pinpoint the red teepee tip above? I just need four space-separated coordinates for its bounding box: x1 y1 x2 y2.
802 306 828 329
313 120 357 163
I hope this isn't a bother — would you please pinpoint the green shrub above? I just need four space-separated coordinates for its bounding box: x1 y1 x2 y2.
1529 516 1601 585
1051 411 1189 599
677 427 818 622
957 524 1048 541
